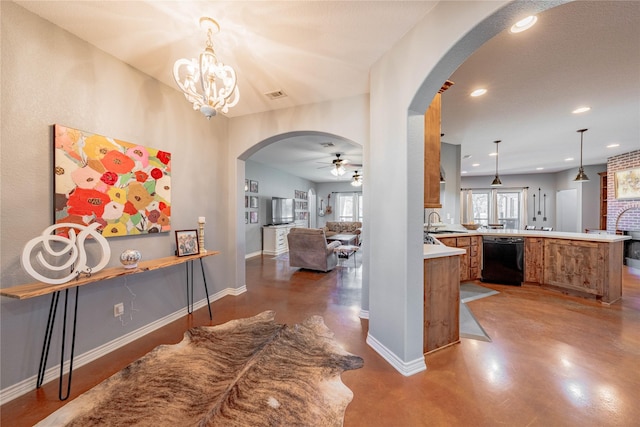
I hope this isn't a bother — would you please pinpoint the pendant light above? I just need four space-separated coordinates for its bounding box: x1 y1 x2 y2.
490 140 502 187
574 129 590 182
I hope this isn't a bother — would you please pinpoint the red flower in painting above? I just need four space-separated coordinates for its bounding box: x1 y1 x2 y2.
101 150 135 174
100 171 118 185
67 188 110 217
150 168 163 180
158 201 167 211
123 201 138 215
156 151 171 165
134 171 148 182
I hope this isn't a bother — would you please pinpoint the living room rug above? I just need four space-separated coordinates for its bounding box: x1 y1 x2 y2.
459 282 499 342
36 311 364 427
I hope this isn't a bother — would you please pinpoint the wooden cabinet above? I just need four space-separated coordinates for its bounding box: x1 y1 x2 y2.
437 235 481 282
524 237 543 283
542 238 623 303
423 255 460 354
424 81 453 209
599 172 608 230
262 224 295 256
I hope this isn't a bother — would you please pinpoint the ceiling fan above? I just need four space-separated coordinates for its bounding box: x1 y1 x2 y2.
317 153 361 177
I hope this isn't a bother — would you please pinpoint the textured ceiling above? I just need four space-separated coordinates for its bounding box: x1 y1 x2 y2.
14 1 640 182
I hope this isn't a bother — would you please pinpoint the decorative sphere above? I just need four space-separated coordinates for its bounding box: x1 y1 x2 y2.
120 249 141 269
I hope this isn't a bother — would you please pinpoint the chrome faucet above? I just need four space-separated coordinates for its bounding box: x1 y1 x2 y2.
426 211 441 233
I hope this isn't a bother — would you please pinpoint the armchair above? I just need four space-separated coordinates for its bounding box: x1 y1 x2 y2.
287 228 341 272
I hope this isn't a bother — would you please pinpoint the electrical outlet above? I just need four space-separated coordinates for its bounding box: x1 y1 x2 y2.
114 303 124 317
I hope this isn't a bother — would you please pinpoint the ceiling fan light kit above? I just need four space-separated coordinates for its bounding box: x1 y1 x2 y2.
173 17 240 119
351 171 363 187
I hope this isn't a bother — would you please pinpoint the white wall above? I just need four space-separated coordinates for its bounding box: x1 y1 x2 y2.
1 2 230 393
439 142 461 225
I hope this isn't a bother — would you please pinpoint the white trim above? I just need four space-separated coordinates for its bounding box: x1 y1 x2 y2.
366 333 427 376
359 309 369 319
245 251 262 259
0 286 247 405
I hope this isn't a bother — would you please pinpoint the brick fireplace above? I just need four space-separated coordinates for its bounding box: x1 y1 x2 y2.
608 149 640 268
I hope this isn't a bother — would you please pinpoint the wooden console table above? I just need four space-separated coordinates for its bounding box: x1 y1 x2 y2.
1 250 220 400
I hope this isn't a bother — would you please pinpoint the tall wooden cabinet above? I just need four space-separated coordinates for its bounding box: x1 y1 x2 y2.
598 172 608 230
424 80 453 209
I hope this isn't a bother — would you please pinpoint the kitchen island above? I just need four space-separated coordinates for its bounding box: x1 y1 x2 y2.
428 228 630 305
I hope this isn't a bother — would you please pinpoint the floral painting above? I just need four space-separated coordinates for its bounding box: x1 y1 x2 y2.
54 124 171 237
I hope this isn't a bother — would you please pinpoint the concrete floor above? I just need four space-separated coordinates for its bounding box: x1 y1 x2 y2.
3 253 640 426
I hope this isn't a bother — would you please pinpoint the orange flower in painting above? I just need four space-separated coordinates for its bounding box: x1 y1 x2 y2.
67 188 110 217
127 182 154 211
123 201 138 215
134 171 149 182
156 212 170 227
83 135 117 160
101 151 135 174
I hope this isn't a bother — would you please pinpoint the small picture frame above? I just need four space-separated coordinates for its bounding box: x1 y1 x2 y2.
175 229 199 257
245 195 249 208
250 180 259 193
245 179 249 192
245 212 249 224
250 211 258 224
250 196 259 208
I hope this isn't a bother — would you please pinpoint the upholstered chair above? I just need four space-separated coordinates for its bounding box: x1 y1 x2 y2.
287 228 341 272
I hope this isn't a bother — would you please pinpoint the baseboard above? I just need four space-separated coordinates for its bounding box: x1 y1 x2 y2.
0 285 247 405
245 251 262 259
366 333 426 376
359 309 369 319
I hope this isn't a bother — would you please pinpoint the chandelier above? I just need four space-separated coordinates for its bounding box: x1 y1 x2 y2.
173 17 239 119
351 171 363 187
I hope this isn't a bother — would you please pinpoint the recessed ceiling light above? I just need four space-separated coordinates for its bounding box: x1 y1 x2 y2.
607 143 620 148
565 157 574 161
470 88 487 97
572 106 591 114
472 163 480 167
510 15 537 33
489 152 498 157
536 167 544 170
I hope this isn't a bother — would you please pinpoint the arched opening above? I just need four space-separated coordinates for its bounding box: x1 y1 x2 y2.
235 130 362 286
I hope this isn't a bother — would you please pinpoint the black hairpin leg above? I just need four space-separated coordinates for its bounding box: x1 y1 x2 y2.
58 287 79 401
36 287 80 401
36 292 60 388
199 258 212 320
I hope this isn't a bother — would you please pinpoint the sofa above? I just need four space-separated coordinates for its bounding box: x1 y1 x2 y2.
287 228 341 272
323 221 362 245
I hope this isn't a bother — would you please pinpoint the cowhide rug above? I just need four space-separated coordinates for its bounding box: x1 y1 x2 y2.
36 311 364 426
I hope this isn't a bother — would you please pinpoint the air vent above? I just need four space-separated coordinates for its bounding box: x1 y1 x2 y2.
264 90 287 100
320 142 335 148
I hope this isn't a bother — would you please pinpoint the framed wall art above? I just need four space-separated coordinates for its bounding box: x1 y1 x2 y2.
175 229 199 256
245 212 249 224
250 211 258 224
614 168 640 200
250 196 259 208
250 180 259 193
245 179 249 192
53 124 171 237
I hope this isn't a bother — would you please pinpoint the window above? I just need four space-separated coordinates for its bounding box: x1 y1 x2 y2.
335 192 363 222
462 188 527 229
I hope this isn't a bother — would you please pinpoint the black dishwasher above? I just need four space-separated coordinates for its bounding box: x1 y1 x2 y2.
481 236 524 286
